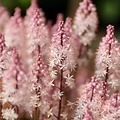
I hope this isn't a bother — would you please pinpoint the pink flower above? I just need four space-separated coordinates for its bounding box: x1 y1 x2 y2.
5 8 25 49
95 25 120 90
74 76 105 120
51 13 63 35
24 0 38 27
73 0 98 46
27 7 50 65
2 48 32 115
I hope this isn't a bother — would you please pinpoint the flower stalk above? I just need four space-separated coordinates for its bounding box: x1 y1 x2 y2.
58 27 64 120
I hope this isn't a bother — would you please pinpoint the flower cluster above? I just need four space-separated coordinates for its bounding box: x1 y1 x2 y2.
0 0 120 120
73 0 98 66
74 25 120 120
95 25 120 91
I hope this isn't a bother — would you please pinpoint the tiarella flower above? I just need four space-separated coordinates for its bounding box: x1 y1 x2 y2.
52 90 64 100
49 21 77 119
29 94 40 108
4 8 27 65
73 0 98 46
95 25 120 90
32 52 51 92
2 108 18 120
27 7 50 65
50 69 57 79
2 49 32 115
24 0 38 27
65 74 75 89
51 13 63 35
49 21 76 76
4 8 25 50
72 0 98 68
75 47 120 120
64 17 80 58
67 101 76 110
108 78 119 89
29 51 52 117
74 76 103 120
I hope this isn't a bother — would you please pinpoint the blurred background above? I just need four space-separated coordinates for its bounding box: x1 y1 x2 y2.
0 0 120 26
0 0 120 39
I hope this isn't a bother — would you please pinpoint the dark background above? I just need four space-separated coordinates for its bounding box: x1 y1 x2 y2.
1 0 120 38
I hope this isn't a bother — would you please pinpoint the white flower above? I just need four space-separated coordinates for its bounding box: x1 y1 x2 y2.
50 70 57 79
95 69 107 79
65 74 75 89
108 79 119 89
67 101 76 109
47 79 54 87
52 91 64 100
2 108 18 120
74 99 87 120
29 94 40 108
47 108 53 118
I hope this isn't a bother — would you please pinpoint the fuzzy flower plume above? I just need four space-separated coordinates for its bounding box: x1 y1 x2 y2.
30 52 52 116
2 48 32 114
4 7 26 57
95 25 120 90
2 108 18 120
24 0 38 26
74 25 120 120
0 4 9 33
27 7 50 64
73 0 98 46
64 17 80 57
49 21 76 88
49 21 77 119
74 76 105 120
31 53 51 97
51 13 63 35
